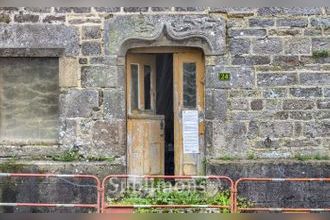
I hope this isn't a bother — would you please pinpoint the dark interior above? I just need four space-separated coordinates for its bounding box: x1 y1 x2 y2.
156 53 174 175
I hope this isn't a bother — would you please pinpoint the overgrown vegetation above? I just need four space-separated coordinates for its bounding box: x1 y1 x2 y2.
0 157 24 172
108 180 252 213
217 156 235 161
312 50 329 58
294 153 330 161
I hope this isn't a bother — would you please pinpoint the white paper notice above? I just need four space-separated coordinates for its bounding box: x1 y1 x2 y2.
182 110 199 154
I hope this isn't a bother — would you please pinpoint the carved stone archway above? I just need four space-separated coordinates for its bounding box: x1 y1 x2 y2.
104 14 226 56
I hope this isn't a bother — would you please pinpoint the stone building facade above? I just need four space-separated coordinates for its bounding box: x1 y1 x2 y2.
0 6 329 173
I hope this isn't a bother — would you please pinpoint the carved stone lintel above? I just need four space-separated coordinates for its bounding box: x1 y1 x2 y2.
104 14 226 56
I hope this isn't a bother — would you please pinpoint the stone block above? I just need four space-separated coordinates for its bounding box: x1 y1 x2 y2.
92 120 126 155
300 72 330 85
69 18 101 24
0 14 10 23
206 66 254 89
314 111 330 120
232 55 270 65
310 18 330 28
81 41 102 56
229 90 261 98
257 7 322 16
250 99 263 111
264 99 282 111
283 100 315 110
212 121 248 157
249 18 274 27
283 139 322 148
205 120 213 150
229 38 250 55
90 56 117 65
55 7 91 13
289 88 322 98
24 7 52 13
300 56 330 65
325 88 330 97
263 88 287 98
285 38 311 55
247 120 259 139
312 38 330 51
14 14 39 23
277 18 308 27
252 38 283 54
60 89 99 118
304 121 330 138
81 66 117 88
59 57 79 88
228 28 266 38
257 73 298 87
259 121 294 138
0 24 79 56
123 7 148 12
175 7 206 11
268 28 301 36
151 7 171 12
273 111 289 120
103 89 125 119
289 111 313 120
82 26 101 40
43 15 65 23
94 7 121 12
205 89 227 120
229 99 249 111
304 28 322 36
58 119 78 146
317 99 330 109
272 56 300 66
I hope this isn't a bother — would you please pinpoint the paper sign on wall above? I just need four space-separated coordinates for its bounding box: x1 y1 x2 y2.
182 110 199 154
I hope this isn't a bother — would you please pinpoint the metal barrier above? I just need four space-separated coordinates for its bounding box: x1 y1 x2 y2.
2 173 330 213
234 178 330 213
101 175 235 213
0 173 102 213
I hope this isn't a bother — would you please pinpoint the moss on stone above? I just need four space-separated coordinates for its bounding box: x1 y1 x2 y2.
0 158 24 173
294 153 330 161
312 50 329 58
0 14 11 24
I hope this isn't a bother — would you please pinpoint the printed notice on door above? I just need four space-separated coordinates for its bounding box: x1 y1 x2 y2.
182 110 199 154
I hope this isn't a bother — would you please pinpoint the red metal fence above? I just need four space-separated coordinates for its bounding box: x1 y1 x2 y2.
1 173 330 213
0 173 101 213
101 175 235 213
234 178 330 213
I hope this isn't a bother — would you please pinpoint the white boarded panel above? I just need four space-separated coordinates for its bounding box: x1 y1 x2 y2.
182 110 199 154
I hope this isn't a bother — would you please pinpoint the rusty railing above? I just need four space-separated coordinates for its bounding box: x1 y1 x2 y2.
0 173 102 213
234 177 330 213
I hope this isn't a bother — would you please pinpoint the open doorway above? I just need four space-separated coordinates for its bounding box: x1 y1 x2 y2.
126 48 205 176
156 54 174 175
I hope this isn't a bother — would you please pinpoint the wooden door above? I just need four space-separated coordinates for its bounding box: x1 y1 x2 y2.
126 53 165 175
173 51 205 176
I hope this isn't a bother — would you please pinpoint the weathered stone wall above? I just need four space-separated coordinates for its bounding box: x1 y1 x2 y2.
206 7 330 159
0 7 329 164
208 160 330 209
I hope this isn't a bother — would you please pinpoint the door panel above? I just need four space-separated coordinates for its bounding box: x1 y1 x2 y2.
173 51 205 176
127 116 164 175
126 53 165 175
